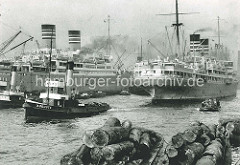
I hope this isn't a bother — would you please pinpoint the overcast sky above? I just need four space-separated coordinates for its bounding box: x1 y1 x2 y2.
0 0 240 59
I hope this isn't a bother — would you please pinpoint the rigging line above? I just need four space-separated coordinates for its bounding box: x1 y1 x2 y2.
111 44 127 71
148 40 166 58
114 50 126 67
165 26 174 56
110 42 123 60
0 21 32 37
94 38 109 54
171 26 176 42
180 26 186 55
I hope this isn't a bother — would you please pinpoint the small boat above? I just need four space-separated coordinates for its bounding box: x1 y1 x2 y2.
199 98 221 112
23 80 110 123
91 91 106 98
78 93 91 99
120 90 130 95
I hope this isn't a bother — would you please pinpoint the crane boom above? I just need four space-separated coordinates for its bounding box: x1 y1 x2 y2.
1 36 33 55
0 31 21 55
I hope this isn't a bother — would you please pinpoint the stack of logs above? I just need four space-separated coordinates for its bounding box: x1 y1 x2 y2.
60 118 240 165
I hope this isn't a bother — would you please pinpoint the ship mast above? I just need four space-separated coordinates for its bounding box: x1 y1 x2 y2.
217 16 221 59
217 16 221 47
175 0 181 47
47 28 54 104
140 37 143 60
106 15 111 56
156 0 198 60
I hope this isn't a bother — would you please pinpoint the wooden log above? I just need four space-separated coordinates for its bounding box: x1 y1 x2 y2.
230 121 240 135
152 145 169 165
129 128 143 143
203 139 223 163
91 127 130 147
60 144 91 165
201 123 216 140
216 125 225 138
104 117 121 127
181 142 205 165
229 134 240 147
200 123 210 135
197 134 211 146
165 144 178 158
208 124 217 139
189 126 204 138
82 130 95 148
139 132 152 153
126 159 143 165
90 147 103 163
224 145 232 165
172 133 185 149
75 144 91 165
140 139 165 165
219 118 240 127
183 129 197 143
196 155 216 165
101 141 135 161
148 131 164 148
225 122 234 133
122 120 132 129
190 121 202 127
60 152 77 165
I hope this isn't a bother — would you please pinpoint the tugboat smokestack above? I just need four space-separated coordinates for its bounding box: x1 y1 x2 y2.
10 66 17 92
66 61 74 96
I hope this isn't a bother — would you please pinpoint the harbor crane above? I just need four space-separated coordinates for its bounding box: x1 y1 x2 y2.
0 31 21 55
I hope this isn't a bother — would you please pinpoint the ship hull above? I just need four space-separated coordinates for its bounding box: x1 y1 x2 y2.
0 100 24 108
23 100 110 123
143 81 238 104
0 93 25 108
0 70 130 96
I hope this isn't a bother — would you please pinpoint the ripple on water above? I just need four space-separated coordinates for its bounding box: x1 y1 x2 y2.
0 92 240 164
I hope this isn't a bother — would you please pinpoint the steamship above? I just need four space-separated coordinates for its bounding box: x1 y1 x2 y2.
0 24 128 99
132 0 238 103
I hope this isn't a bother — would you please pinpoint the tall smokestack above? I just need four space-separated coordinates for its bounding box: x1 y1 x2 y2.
41 24 56 49
10 66 17 92
66 61 74 96
68 30 81 51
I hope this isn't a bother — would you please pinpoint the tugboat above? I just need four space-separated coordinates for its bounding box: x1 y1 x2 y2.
199 98 221 112
23 32 110 122
23 62 111 123
0 66 25 108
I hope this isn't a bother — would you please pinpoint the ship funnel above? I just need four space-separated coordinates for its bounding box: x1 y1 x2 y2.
10 66 17 91
41 24 56 49
68 30 81 51
66 61 74 96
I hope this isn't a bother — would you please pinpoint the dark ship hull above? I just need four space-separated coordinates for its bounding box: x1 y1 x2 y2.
23 100 110 123
0 100 24 108
142 79 238 104
0 93 25 108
